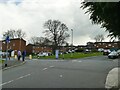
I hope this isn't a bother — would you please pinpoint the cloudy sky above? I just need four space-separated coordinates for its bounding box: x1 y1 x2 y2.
0 0 110 45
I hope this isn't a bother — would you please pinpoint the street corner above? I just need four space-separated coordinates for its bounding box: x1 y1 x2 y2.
2 60 26 71
105 67 120 89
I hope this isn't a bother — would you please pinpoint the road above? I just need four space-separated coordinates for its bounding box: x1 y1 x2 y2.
1 56 119 88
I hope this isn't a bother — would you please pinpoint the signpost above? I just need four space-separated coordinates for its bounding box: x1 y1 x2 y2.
5 36 10 67
55 50 59 59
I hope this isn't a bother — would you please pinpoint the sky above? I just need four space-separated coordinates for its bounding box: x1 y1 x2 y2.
0 0 111 45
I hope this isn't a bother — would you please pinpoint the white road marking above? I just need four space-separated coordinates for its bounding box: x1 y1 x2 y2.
0 80 14 86
72 60 77 62
60 75 63 78
49 66 54 68
42 68 48 71
16 74 31 80
0 74 31 86
78 61 82 62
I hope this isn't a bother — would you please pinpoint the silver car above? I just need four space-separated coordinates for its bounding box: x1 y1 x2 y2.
108 51 119 59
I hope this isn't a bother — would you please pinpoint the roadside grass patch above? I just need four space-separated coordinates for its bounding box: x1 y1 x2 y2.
0 60 4 63
33 52 102 60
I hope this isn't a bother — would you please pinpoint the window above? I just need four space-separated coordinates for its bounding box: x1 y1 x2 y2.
13 43 15 46
108 44 111 46
32 50 34 53
103 43 105 45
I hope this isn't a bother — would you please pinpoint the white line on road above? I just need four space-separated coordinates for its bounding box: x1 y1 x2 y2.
49 66 54 68
0 74 31 86
60 75 63 78
16 74 31 80
42 68 48 71
0 80 14 86
72 60 77 62
78 61 82 62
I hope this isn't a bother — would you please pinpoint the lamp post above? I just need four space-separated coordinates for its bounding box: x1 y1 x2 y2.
71 29 73 58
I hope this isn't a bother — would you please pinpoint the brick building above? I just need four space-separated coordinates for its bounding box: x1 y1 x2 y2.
1 38 26 54
93 42 120 49
26 44 52 54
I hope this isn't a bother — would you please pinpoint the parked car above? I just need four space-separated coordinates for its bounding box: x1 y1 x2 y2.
117 49 120 56
108 51 119 59
98 48 104 52
38 52 48 57
103 49 111 55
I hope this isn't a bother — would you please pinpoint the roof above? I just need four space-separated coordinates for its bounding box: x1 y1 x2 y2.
94 41 120 44
0 38 26 42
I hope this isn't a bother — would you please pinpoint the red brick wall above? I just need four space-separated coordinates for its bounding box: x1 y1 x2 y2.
26 44 33 54
1 38 26 53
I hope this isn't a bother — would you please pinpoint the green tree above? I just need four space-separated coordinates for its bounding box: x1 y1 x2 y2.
81 2 120 40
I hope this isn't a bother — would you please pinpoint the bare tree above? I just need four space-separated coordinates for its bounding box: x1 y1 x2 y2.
3 29 16 39
43 19 69 54
29 36 52 46
2 29 26 39
94 34 104 42
15 29 26 39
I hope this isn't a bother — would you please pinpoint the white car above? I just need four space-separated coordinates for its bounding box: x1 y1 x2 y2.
108 51 119 59
38 52 48 57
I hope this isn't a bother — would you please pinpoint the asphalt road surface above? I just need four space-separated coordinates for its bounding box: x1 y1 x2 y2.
1 56 119 88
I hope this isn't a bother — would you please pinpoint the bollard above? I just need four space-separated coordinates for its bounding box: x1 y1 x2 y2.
29 55 32 60
14 55 17 59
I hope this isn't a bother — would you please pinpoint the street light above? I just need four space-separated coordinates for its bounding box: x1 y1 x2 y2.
71 29 73 58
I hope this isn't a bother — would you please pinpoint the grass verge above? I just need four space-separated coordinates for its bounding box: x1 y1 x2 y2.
33 52 102 60
0 60 4 63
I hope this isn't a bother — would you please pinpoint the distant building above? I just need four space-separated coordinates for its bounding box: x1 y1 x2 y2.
1 38 26 54
86 42 95 49
26 44 52 54
94 42 120 49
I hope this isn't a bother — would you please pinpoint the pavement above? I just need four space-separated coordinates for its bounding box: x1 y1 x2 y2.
1 58 26 70
105 67 120 89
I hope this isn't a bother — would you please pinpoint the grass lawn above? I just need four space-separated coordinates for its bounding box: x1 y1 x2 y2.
0 60 4 63
33 52 102 60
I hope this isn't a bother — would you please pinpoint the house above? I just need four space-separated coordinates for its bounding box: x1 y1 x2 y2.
94 42 120 49
26 44 52 54
86 42 95 49
1 38 26 54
